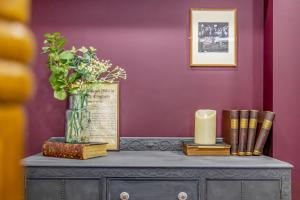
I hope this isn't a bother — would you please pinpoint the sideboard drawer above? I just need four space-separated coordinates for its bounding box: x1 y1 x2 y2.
107 179 198 200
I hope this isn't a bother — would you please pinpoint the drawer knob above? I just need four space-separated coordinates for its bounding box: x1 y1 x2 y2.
178 192 188 200
120 192 129 200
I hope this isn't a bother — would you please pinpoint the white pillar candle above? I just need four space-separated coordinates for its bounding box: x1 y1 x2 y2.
194 109 216 145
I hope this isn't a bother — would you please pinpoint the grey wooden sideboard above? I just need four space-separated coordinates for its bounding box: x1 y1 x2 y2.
23 138 293 200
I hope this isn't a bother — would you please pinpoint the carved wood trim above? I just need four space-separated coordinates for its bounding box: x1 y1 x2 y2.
120 137 223 151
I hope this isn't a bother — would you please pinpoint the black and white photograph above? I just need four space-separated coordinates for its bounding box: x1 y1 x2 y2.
198 22 229 53
190 9 237 66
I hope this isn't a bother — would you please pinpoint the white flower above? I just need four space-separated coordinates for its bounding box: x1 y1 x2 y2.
78 46 88 53
71 46 77 53
89 46 97 52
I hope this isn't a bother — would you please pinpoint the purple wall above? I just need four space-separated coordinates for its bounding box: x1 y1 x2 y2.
272 0 300 199
263 0 273 111
26 0 264 154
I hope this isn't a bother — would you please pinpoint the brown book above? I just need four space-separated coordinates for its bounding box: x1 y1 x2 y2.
238 110 249 156
253 111 275 156
222 110 239 155
246 110 259 156
42 140 107 160
183 142 231 156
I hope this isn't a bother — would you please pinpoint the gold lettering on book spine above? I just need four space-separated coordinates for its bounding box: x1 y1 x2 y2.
240 119 248 129
253 150 262 156
262 120 272 130
249 119 257 129
231 119 238 129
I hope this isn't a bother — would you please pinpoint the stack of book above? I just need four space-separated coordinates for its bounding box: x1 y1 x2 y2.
42 137 108 160
222 110 275 156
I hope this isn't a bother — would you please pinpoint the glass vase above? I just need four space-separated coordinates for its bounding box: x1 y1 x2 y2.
65 93 90 143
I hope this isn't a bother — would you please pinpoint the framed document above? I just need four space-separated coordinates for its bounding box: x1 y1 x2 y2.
190 9 237 67
86 83 120 150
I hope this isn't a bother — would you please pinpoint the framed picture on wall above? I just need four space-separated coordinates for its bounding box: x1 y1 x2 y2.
190 8 237 67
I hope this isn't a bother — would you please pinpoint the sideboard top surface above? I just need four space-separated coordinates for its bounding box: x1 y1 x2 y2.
23 151 292 169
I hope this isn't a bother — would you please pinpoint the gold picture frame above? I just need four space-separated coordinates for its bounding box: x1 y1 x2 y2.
86 82 120 151
190 8 237 67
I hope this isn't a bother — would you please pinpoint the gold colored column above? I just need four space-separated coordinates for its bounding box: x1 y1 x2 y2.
0 0 35 200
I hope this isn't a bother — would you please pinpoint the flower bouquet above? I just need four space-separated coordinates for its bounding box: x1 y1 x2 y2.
42 32 126 143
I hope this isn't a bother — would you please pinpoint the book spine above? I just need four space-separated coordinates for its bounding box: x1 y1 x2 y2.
253 112 275 156
238 110 249 156
42 142 84 159
230 110 239 155
246 110 259 156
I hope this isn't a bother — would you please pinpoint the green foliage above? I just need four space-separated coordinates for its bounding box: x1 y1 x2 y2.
68 72 81 83
59 51 74 60
54 90 67 100
42 32 127 101
42 32 71 100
